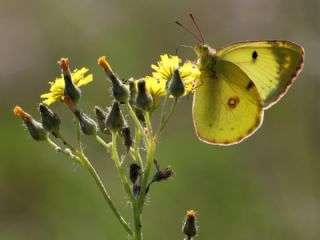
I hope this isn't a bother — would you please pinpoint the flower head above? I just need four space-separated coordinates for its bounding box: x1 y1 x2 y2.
144 54 200 98
40 68 93 105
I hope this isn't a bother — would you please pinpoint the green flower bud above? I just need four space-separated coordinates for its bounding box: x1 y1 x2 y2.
128 78 137 106
14 106 48 141
183 210 198 239
105 102 125 132
58 58 81 104
168 68 185 98
111 78 130 104
136 79 153 112
94 106 110 134
74 110 97 136
39 103 61 135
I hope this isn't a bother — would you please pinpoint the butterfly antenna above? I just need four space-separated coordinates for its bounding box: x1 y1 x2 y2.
189 14 205 44
175 44 193 55
175 21 202 44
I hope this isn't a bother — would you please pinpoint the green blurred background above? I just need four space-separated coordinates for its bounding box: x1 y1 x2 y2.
1 0 319 239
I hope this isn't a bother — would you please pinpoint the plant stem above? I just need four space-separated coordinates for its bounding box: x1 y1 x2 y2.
46 137 81 164
111 132 135 203
76 149 133 236
96 135 112 152
126 103 149 147
57 125 132 236
132 201 142 240
156 98 178 141
137 112 156 211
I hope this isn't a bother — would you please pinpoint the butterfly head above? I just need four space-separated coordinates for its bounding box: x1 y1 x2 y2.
194 44 217 71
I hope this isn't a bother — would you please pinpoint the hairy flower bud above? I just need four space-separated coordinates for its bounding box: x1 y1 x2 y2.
182 210 198 238
136 79 153 112
39 103 61 135
121 127 132 153
129 163 141 185
58 58 81 104
168 68 185 98
14 106 48 141
74 110 97 136
128 78 137 106
98 56 129 103
94 106 110 134
105 102 125 132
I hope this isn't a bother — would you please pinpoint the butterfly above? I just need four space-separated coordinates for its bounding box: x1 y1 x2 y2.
178 15 304 145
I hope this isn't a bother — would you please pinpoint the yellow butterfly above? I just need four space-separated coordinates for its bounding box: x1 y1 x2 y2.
179 15 305 145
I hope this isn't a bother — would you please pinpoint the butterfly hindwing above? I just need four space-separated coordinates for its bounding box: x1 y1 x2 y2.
216 41 304 108
193 60 264 145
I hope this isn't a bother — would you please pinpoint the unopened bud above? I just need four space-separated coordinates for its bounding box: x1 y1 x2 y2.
111 78 130 104
168 68 185 98
151 167 173 183
39 103 61 135
58 58 81 104
136 79 153 112
129 163 141 185
74 110 97 136
105 102 125 132
121 127 132 153
14 106 48 141
94 106 110 134
146 160 173 193
128 78 137 106
182 210 198 239
98 56 129 103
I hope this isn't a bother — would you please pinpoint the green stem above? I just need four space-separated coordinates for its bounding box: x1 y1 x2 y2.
46 136 132 236
76 150 133 236
55 132 77 153
137 139 156 210
158 95 169 130
46 137 81 164
96 135 112 152
75 121 83 152
137 112 155 209
126 103 149 147
156 98 178 140
144 112 153 141
111 132 135 203
130 148 144 170
132 201 142 240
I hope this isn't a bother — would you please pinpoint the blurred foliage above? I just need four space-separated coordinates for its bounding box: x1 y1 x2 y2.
1 0 319 239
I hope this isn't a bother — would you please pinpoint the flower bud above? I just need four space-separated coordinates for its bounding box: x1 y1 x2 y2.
74 110 97 136
14 106 48 141
105 102 125 132
146 160 173 193
94 106 110 134
98 56 129 103
58 58 81 104
182 210 198 239
168 68 185 98
129 163 141 185
136 79 153 112
39 103 61 135
121 127 132 153
128 78 137 106
111 78 130 104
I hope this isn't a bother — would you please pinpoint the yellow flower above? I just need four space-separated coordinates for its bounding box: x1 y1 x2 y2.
40 68 93 105
144 54 200 98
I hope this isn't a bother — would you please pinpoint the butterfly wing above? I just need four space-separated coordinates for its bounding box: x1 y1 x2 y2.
193 60 264 145
216 41 304 109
